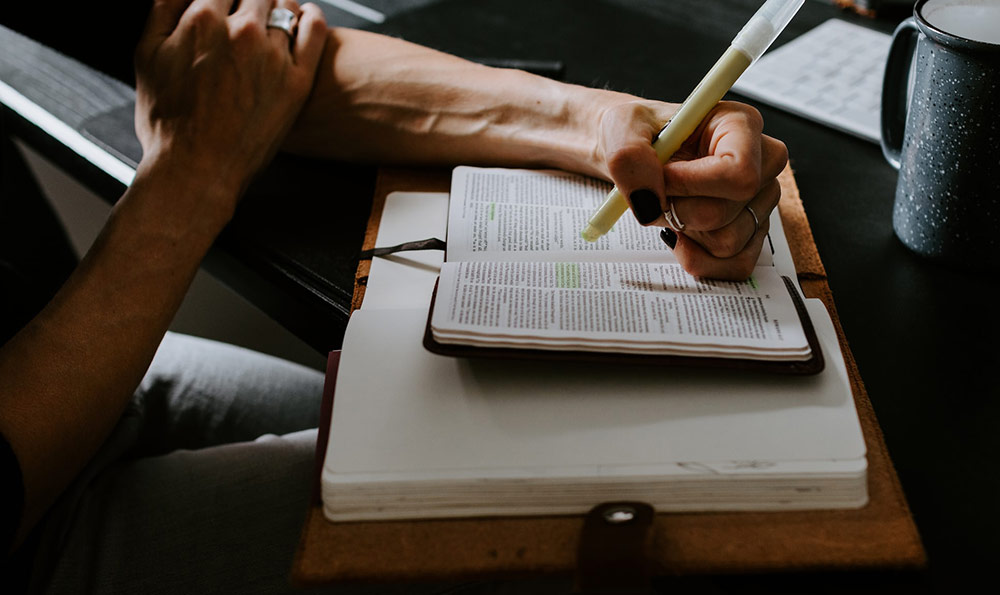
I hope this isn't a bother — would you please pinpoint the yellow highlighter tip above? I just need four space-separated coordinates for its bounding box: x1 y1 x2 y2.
580 224 602 242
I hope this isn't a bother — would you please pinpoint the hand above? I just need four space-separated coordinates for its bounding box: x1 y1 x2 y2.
598 100 788 280
133 0 327 214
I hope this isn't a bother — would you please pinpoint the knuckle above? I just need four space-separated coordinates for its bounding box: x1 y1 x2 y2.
718 266 754 282
306 10 329 35
683 200 729 230
766 183 782 210
703 227 745 259
186 5 222 30
694 257 755 282
683 263 710 279
601 101 662 143
719 101 763 127
736 101 764 125
743 104 764 129
733 256 757 280
772 138 789 164
620 100 657 122
673 247 700 276
606 143 651 177
231 18 265 44
728 159 761 199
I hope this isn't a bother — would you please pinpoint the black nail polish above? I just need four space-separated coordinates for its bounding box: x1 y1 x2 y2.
630 189 662 225
660 228 677 249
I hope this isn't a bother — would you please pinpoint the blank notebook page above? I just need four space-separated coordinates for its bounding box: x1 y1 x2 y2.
323 303 865 483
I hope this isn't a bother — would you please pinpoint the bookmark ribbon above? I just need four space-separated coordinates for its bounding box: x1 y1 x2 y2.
358 237 446 260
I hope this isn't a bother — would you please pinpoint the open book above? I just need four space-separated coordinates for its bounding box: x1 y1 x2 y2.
426 167 822 373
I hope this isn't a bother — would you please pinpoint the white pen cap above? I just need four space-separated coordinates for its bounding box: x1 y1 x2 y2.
731 0 805 62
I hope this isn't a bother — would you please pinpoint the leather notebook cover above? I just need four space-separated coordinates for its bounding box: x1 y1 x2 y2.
293 167 926 584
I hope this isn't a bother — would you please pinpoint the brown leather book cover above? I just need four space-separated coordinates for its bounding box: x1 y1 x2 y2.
293 167 926 585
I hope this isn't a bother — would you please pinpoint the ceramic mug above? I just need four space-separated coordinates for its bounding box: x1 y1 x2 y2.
880 0 1000 270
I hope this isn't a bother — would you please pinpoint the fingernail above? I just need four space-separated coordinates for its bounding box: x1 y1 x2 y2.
630 189 662 225
660 228 677 249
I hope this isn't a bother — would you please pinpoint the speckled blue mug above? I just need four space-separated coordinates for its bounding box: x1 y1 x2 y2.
881 0 1000 270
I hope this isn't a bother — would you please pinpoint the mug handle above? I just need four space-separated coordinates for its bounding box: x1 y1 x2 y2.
880 18 920 169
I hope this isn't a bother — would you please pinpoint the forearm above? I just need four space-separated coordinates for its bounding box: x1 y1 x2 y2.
0 0 328 550
0 160 233 542
284 28 636 179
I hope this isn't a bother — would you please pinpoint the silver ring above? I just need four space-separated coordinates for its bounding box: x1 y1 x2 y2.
745 205 760 237
267 7 297 37
664 199 685 232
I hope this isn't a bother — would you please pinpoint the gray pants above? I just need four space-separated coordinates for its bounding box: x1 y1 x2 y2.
29 333 566 595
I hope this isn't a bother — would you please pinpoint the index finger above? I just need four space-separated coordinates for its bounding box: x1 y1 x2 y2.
661 103 764 201
601 102 675 226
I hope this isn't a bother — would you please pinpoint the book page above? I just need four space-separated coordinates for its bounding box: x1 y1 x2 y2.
766 206 796 279
431 261 807 355
447 167 773 266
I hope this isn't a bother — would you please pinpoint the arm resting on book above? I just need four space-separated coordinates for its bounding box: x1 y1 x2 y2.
284 28 788 279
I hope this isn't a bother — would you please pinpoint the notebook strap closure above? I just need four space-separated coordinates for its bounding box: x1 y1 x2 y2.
575 501 655 595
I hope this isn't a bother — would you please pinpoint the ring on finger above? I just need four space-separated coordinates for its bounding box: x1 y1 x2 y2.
267 7 297 38
664 199 686 232
745 205 760 238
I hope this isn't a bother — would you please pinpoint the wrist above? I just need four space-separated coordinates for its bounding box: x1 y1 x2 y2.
566 89 634 179
136 132 258 201
132 149 244 224
118 152 244 248
530 82 643 180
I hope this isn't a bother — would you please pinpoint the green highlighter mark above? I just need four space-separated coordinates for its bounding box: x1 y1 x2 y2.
489 203 496 221
556 263 581 288
747 275 758 290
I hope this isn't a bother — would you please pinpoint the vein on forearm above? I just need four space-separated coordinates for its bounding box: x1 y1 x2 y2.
285 28 616 178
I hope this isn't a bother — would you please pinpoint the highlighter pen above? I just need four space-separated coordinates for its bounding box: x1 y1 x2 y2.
580 0 804 242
